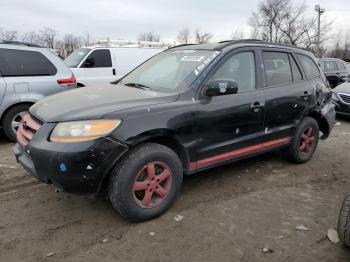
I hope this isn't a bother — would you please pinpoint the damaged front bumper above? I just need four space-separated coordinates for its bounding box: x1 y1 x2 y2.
13 129 129 194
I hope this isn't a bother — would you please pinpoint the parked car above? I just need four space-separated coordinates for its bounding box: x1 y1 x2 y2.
346 63 350 74
332 82 350 117
14 40 335 222
319 58 349 88
0 41 76 141
64 47 163 87
338 194 350 247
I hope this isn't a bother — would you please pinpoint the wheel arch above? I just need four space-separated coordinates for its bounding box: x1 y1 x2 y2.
307 111 331 140
0 101 34 125
98 133 191 195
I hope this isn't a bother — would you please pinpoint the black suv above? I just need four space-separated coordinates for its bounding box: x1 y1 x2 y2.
14 40 335 222
319 58 349 88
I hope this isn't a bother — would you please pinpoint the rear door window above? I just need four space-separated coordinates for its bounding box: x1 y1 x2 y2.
297 54 320 79
263 52 292 87
83 49 112 68
0 49 57 77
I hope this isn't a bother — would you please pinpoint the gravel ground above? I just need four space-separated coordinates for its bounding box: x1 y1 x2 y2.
1 119 350 262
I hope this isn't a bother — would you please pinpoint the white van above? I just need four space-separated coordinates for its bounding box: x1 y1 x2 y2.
64 47 163 87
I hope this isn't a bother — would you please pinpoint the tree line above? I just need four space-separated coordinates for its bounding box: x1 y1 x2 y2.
1 0 349 61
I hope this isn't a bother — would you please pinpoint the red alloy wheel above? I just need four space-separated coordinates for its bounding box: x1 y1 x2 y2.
133 161 173 208
299 127 316 155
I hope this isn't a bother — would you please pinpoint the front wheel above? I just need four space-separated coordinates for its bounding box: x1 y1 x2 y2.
108 143 183 222
284 117 319 163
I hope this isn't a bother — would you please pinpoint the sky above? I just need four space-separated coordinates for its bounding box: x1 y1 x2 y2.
1 0 350 42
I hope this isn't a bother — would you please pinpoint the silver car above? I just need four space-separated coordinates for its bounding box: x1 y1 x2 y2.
0 41 77 141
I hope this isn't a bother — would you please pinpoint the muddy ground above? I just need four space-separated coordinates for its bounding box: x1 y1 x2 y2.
1 119 350 262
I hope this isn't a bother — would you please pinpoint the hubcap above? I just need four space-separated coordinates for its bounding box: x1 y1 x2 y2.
299 127 315 155
11 111 26 134
133 161 172 208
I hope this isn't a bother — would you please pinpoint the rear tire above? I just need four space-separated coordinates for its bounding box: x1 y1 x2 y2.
108 143 183 222
2 104 31 142
338 194 350 247
284 117 319 163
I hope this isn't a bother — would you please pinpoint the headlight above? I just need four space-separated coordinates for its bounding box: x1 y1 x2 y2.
50 119 121 143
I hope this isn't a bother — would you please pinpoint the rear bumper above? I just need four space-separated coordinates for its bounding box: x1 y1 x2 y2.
13 133 129 194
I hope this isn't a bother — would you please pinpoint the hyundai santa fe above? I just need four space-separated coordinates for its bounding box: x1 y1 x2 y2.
13 40 335 222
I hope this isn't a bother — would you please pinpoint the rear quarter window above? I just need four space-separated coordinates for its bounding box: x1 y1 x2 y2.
0 48 57 77
297 54 320 79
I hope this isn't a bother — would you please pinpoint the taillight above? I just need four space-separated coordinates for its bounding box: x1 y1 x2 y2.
57 74 77 87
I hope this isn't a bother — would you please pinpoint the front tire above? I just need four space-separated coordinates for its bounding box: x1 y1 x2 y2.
284 117 319 163
108 143 183 222
2 104 31 142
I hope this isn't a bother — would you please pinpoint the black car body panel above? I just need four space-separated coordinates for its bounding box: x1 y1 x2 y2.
30 84 179 122
14 40 335 194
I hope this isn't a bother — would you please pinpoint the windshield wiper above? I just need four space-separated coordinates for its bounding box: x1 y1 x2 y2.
124 82 152 90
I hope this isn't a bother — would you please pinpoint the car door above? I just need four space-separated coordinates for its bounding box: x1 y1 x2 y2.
193 50 266 170
79 49 116 86
261 50 313 142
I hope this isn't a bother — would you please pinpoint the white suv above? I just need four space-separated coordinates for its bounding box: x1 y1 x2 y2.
0 41 77 141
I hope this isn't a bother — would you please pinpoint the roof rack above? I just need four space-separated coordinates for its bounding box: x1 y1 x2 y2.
0 40 42 48
166 43 196 50
216 39 266 49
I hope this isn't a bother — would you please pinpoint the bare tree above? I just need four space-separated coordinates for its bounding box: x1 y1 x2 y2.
39 27 57 49
177 27 191 44
138 32 160 42
83 32 93 46
194 28 212 44
21 31 41 45
249 0 332 53
231 29 245 40
0 28 18 41
249 0 289 43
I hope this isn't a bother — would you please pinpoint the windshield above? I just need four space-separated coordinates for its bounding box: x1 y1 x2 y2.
119 50 219 93
64 48 91 68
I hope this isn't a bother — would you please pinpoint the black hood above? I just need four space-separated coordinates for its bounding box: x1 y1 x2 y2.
30 84 179 122
334 82 350 94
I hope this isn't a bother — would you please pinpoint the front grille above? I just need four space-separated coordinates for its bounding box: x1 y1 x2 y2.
339 93 350 105
16 113 42 146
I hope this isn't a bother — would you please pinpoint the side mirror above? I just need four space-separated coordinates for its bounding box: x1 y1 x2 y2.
83 57 95 68
205 79 238 97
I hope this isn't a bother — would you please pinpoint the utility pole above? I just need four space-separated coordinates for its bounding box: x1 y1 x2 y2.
314 5 325 58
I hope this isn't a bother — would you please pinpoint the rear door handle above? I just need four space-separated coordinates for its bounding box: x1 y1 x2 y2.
301 91 312 98
112 69 116 76
251 101 265 112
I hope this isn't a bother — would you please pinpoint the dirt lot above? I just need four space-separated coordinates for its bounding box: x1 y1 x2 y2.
1 119 350 262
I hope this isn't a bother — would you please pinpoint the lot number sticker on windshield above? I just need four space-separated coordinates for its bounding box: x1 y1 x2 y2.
181 56 205 62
